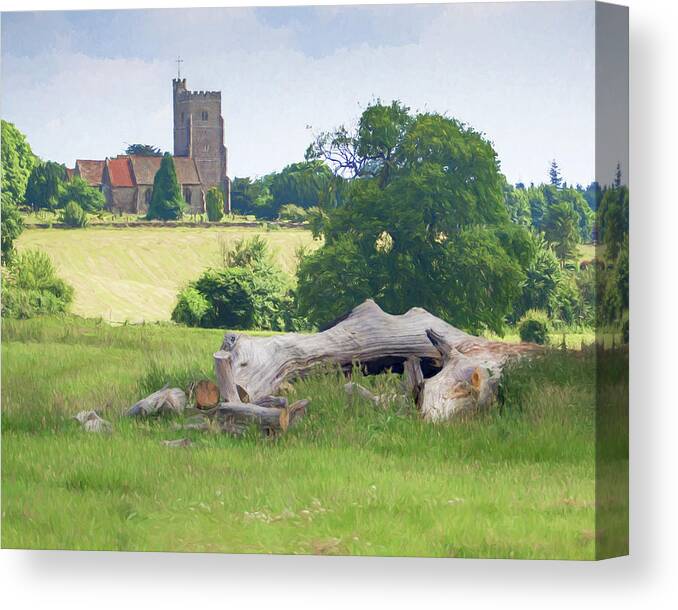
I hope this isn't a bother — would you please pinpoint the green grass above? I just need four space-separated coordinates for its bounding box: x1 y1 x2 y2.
16 225 319 323
0 315 612 559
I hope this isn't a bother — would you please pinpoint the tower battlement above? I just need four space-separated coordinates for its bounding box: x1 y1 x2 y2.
172 76 228 200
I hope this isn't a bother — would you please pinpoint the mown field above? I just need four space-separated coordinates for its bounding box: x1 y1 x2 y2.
0 315 616 559
16 226 319 323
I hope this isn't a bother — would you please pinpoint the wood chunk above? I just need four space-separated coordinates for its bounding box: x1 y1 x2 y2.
194 379 220 409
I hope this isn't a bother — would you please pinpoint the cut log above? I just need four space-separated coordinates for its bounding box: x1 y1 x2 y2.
201 398 310 436
126 386 187 417
216 299 541 421
194 379 220 409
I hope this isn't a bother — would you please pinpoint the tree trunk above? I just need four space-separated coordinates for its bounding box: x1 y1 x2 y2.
217 299 541 421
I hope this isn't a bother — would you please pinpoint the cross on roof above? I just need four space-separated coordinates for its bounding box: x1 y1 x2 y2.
176 56 184 79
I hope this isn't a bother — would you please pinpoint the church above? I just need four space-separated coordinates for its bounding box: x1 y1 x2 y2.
69 76 230 215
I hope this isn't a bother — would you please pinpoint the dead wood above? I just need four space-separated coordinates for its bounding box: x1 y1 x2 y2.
194 379 220 409
215 299 541 421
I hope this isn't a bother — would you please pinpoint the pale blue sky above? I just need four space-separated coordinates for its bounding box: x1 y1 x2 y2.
1 2 597 184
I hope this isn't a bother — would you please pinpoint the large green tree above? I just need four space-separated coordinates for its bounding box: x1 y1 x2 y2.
146 153 185 220
230 176 274 218
25 161 67 211
1 120 37 205
269 161 333 210
298 103 531 333
542 200 580 260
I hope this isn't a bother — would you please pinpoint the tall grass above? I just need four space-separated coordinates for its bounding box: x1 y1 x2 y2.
1 316 615 558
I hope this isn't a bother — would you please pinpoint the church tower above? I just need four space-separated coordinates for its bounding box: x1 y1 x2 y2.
172 76 229 203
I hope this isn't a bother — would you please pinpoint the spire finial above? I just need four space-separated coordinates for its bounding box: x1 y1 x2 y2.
176 56 184 79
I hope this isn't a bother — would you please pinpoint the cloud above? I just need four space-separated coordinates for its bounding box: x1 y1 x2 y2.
1 3 595 184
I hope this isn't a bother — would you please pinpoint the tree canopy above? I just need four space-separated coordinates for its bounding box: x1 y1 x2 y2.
1 120 37 206
125 144 163 156
25 161 67 211
297 101 532 333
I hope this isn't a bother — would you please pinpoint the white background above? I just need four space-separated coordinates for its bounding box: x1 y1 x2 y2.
1 0 676 608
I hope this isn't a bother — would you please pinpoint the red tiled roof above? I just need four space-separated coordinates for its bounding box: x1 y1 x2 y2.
107 156 135 187
75 160 105 186
128 155 200 186
65 168 75 180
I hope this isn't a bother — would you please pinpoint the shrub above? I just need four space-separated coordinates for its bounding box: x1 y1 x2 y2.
278 203 307 222
518 310 550 344
173 235 305 331
171 286 210 326
1 249 73 318
58 176 105 212
192 266 290 331
60 201 88 227
205 187 224 222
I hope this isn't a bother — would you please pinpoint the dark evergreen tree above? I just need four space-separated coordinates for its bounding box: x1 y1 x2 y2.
146 153 185 220
548 159 562 188
125 144 163 156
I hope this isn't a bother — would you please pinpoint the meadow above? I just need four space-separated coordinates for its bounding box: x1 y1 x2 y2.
0 315 614 559
16 226 319 323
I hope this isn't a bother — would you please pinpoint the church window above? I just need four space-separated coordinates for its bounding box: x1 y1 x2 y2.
181 112 185 123
201 111 208 121
184 188 192 204
203 143 209 152
144 189 152 204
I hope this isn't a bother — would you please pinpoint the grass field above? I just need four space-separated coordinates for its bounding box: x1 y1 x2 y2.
16 226 319 323
0 315 618 559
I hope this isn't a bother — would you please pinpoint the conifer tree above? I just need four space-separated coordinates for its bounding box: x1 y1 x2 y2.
146 153 185 220
548 159 562 188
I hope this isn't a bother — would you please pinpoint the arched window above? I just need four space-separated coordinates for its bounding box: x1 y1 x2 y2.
184 188 192 204
201 111 208 121
144 189 152 204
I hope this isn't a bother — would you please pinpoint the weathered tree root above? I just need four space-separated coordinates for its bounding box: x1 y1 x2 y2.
214 299 541 421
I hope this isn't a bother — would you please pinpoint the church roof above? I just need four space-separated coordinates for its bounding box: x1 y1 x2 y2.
75 160 105 186
107 157 135 187
128 155 201 186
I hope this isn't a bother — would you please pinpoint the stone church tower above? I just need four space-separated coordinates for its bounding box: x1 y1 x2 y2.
172 77 229 206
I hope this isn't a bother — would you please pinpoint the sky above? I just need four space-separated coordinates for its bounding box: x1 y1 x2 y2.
1 2 598 185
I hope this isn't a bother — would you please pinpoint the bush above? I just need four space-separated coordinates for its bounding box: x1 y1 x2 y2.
518 310 550 344
1 249 73 318
59 176 105 212
60 201 88 227
192 266 291 331
206 187 224 222
171 286 210 326
278 203 307 222
172 236 298 331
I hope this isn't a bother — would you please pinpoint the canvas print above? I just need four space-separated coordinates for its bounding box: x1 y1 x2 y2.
0 2 628 559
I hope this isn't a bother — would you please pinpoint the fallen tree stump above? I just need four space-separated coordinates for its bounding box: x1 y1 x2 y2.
214 299 541 421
